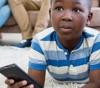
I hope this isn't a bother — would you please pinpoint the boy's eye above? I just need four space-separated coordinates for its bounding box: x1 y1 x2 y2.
72 8 82 13
54 7 64 12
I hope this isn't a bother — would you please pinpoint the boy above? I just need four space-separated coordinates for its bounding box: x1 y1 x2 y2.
5 0 100 88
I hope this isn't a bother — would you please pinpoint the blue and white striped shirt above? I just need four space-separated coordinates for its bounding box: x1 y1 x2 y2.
28 27 100 83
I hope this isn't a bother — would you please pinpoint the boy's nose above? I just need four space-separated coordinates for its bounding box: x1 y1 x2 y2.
61 10 72 21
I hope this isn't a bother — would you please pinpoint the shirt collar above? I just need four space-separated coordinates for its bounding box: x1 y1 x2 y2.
55 32 84 52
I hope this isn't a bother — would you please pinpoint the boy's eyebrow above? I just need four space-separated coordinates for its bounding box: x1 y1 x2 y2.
73 1 81 4
54 0 81 5
54 0 62 3
73 1 83 5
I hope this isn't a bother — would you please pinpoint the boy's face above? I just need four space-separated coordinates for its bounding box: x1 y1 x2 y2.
50 0 92 41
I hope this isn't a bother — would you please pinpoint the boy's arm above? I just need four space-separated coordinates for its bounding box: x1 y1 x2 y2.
82 70 100 88
28 69 46 87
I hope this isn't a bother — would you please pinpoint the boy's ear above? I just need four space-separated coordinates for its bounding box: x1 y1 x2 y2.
87 12 93 25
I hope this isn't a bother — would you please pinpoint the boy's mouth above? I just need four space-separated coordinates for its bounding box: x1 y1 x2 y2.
59 25 73 32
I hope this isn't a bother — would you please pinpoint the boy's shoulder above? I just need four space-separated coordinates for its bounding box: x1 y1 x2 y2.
84 27 100 36
34 27 55 40
83 27 100 47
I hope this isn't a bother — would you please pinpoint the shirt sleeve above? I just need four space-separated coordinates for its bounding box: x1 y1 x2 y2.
28 38 47 71
89 34 100 71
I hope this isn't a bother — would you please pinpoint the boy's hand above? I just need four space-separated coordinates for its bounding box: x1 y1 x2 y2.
5 79 34 88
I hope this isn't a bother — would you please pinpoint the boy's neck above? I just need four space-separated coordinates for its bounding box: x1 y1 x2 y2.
60 37 81 51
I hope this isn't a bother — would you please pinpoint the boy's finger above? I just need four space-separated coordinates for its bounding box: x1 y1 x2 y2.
14 80 27 87
5 79 14 86
23 84 34 88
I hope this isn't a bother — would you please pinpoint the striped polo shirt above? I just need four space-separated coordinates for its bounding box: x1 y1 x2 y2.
28 27 100 83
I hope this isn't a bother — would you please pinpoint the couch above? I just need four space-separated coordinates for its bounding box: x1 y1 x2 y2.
0 11 38 33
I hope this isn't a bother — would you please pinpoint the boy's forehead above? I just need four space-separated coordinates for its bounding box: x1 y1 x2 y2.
51 0 91 9
52 0 89 5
